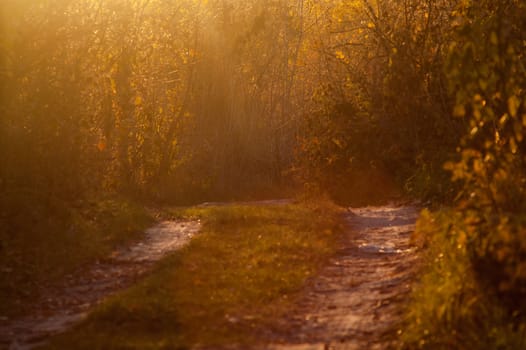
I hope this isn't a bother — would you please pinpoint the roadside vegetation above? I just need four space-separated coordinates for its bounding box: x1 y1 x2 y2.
400 210 526 349
44 201 343 349
397 1 526 348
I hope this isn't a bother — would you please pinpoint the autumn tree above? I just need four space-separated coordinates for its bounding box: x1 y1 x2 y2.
294 0 464 202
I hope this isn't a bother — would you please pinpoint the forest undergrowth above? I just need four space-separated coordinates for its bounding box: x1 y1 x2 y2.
399 210 526 349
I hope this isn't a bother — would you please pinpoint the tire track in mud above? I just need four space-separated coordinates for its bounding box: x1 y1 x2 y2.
263 204 419 350
0 220 201 350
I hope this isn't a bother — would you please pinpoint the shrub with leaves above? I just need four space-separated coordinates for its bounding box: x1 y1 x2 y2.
446 0 526 317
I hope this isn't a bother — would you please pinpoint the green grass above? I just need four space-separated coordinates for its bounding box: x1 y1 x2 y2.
0 195 153 317
398 209 526 349
44 200 344 349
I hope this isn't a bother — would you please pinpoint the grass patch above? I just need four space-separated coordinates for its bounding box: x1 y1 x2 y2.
0 194 152 317
45 200 344 349
398 209 526 349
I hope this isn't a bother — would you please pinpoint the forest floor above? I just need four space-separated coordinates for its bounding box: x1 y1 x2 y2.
0 201 419 350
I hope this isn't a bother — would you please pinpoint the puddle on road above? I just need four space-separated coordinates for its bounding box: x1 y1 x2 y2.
0 220 200 350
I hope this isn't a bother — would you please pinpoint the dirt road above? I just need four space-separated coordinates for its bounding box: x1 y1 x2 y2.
263 204 419 350
0 220 201 349
0 203 418 350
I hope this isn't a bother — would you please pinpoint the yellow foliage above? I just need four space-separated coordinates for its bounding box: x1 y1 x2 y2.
97 140 106 151
508 95 520 117
335 50 345 60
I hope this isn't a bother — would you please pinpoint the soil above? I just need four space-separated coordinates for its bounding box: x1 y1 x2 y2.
0 220 201 350
0 202 419 350
260 204 419 350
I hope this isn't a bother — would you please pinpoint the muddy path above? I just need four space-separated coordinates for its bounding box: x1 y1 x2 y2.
0 220 201 350
262 204 419 350
0 202 418 350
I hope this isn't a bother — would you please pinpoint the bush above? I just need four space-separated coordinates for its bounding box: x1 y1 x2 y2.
446 0 526 316
400 209 526 349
